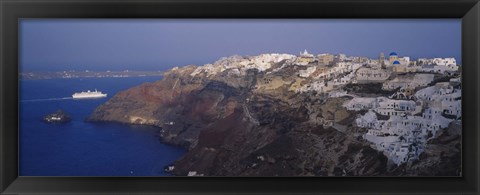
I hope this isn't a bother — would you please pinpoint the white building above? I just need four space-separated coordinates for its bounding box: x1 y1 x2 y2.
434 64 458 74
382 74 434 90
433 58 457 66
431 58 458 73
355 67 391 83
374 99 419 115
298 66 317 78
297 81 331 93
343 97 378 111
337 53 347 61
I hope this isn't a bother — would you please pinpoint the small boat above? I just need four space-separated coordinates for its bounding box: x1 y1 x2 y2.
43 109 71 123
72 89 107 99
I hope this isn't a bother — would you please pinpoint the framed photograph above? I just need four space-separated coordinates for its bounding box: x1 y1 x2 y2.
1 0 479 194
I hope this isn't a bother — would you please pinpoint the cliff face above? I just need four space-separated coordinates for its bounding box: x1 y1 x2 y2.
391 121 461 176
88 54 460 176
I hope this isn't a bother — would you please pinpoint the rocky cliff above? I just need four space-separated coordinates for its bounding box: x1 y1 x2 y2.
88 54 461 176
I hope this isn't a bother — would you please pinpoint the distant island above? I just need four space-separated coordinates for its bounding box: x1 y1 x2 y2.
20 70 164 80
88 51 461 176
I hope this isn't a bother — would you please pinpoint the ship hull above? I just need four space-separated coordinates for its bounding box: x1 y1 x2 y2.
72 94 107 99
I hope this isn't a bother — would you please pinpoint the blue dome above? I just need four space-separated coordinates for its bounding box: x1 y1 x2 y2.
389 52 398 56
393 61 400 65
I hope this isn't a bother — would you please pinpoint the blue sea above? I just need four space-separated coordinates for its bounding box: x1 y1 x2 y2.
19 77 186 176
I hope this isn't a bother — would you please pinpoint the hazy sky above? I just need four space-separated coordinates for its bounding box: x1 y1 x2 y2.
20 19 461 72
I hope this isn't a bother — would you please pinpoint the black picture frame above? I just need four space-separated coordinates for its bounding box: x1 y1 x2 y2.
1 0 479 194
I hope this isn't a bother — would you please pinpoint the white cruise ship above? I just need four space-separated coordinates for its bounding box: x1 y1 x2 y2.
72 89 107 99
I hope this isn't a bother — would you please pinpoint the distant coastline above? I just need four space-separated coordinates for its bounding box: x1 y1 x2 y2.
20 70 164 80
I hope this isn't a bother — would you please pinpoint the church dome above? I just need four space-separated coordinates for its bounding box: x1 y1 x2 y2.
389 52 398 56
393 61 401 65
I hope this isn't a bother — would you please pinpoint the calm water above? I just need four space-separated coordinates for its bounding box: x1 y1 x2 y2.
19 77 186 176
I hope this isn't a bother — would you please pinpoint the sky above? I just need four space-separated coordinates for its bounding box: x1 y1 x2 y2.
20 19 461 72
